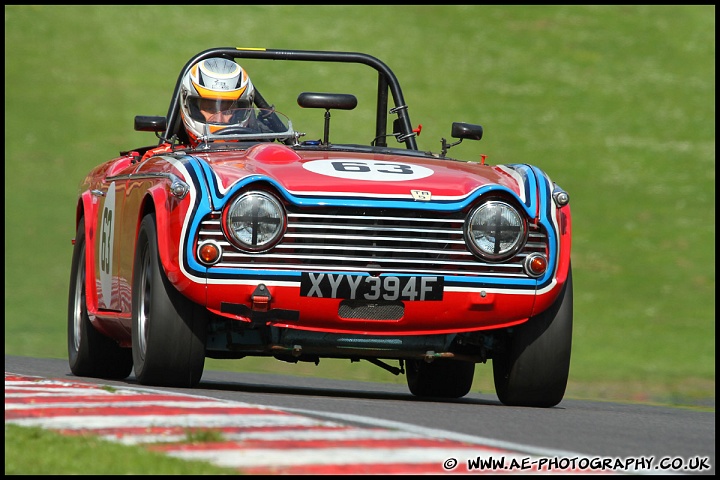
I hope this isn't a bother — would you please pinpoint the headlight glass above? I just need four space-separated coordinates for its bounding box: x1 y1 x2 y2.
466 200 526 261
225 192 285 251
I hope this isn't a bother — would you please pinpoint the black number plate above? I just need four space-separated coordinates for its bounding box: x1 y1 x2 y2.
300 273 443 301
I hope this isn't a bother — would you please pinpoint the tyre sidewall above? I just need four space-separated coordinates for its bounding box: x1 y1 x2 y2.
132 213 206 387
67 218 132 379
407 359 475 398
493 268 573 407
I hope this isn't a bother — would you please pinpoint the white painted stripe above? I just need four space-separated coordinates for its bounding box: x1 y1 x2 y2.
5 401 271 410
444 285 534 295
282 185 489 202
105 428 425 446
166 447 519 468
5 388 140 396
6 414 339 430
284 407 589 459
6 380 95 386
4 391 147 399
495 165 527 204
4 381 133 391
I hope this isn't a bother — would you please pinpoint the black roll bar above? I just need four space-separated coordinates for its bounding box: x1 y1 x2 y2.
163 47 418 150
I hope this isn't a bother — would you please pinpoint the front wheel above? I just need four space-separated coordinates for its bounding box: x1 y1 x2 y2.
406 359 475 398
493 267 573 407
131 213 206 387
67 217 133 379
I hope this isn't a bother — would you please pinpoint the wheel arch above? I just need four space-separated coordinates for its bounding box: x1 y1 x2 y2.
76 193 99 317
131 186 192 295
524 163 573 317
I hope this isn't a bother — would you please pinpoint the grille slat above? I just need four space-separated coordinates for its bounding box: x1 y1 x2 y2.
197 207 549 278
222 252 497 267
284 233 466 244
274 245 475 256
288 224 464 234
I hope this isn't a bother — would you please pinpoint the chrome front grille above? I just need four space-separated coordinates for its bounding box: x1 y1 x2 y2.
197 207 548 278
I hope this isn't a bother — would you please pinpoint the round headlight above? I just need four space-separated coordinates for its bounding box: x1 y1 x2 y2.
466 200 526 261
225 192 285 251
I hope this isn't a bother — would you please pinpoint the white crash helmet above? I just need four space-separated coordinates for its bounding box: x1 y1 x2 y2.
179 57 255 145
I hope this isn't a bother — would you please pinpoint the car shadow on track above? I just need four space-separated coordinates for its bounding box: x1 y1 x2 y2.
192 369 506 407
202 379 504 406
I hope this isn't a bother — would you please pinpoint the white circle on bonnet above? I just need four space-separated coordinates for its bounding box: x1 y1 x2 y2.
303 159 434 181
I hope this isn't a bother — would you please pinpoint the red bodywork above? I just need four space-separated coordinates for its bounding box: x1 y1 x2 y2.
76 142 571 347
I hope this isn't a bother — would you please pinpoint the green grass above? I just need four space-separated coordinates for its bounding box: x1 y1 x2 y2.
4 4 715 474
4 425 237 474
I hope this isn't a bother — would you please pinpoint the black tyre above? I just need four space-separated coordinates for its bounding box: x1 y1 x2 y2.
406 359 475 398
131 213 206 387
493 266 573 407
68 218 133 379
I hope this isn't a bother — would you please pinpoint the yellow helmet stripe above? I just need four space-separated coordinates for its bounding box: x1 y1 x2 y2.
193 82 247 100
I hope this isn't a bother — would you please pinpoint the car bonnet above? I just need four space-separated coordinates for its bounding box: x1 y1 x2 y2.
192 143 524 202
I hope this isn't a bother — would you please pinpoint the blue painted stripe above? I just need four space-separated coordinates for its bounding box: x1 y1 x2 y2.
175 155 560 291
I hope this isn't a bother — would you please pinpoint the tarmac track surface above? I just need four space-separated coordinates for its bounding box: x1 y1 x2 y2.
4 356 715 475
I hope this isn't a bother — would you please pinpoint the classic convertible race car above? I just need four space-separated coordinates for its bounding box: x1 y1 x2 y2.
68 47 572 407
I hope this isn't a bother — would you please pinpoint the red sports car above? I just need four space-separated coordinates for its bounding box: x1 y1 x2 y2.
68 47 572 407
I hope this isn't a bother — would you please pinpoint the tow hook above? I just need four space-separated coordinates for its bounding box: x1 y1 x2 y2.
251 284 271 312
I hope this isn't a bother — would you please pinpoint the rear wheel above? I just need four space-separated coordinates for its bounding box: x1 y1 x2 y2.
406 359 475 398
493 267 573 407
131 213 206 387
67 218 133 379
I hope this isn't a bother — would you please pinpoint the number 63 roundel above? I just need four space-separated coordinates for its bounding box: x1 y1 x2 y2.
303 159 434 182
98 182 116 308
